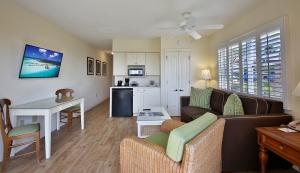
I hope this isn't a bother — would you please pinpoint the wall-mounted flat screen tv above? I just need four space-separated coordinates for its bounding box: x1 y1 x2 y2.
19 44 63 78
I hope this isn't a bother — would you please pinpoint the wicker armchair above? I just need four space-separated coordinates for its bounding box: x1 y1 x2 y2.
120 118 225 173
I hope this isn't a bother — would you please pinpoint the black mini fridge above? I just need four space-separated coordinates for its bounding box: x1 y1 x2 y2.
111 88 133 117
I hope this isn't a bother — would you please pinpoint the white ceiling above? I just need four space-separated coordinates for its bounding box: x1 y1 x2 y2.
14 0 266 52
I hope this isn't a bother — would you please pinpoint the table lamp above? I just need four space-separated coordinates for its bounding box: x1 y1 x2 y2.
292 82 300 97
201 68 212 89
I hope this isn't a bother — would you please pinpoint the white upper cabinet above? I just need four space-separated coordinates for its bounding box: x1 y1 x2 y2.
145 53 160 75
127 53 145 65
113 53 127 76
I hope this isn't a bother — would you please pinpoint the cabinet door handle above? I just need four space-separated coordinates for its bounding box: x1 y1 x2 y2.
174 89 178 91
180 89 184 91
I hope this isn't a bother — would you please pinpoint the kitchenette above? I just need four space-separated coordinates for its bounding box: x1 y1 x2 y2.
110 52 161 117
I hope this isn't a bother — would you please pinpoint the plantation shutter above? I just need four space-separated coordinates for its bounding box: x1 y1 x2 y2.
228 43 240 92
218 48 227 90
260 29 282 99
242 37 257 95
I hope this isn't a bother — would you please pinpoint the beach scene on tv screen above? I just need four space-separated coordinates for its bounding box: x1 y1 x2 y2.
19 45 63 78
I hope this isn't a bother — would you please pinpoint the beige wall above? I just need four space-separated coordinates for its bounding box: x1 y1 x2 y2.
112 39 161 52
208 0 300 119
0 0 112 158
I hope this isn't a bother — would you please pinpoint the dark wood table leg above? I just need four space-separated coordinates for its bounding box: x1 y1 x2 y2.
259 146 268 173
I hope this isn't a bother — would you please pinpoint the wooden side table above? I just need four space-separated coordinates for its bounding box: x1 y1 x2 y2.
255 127 300 173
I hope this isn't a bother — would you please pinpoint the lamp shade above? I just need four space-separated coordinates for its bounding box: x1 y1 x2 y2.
292 82 300 97
201 69 212 80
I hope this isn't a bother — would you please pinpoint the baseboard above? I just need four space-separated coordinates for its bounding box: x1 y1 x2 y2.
292 165 300 172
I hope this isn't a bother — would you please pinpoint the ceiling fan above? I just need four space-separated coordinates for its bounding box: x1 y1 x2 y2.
158 12 224 40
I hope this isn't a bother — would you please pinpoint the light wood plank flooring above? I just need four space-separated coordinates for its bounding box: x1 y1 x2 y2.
2 99 298 173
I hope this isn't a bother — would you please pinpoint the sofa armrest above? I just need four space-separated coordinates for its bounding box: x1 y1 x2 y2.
218 114 293 172
120 136 181 173
180 96 190 108
161 120 186 134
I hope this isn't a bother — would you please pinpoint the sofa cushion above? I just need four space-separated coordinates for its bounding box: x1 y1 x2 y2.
145 132 169 149
223 93 245 115
210 89 228 114
166 112 217 162
189 87 213 109
238 95 268 115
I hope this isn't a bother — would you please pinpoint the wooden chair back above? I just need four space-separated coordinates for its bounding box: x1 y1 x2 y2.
55 89 74 98
0 99 12 140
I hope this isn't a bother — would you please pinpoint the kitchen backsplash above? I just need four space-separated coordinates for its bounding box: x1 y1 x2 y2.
114 76 160 86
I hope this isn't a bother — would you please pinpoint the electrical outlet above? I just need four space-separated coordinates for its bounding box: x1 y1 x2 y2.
32 116 37 122
20 120 24 126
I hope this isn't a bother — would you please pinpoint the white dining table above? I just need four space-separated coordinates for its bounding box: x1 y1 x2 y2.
10 96 85 159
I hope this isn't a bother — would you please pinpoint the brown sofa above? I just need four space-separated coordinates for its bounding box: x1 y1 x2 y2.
180 88 293 172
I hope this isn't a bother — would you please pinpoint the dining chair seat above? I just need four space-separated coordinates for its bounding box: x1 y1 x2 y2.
62 106 80 112
8 124 40 137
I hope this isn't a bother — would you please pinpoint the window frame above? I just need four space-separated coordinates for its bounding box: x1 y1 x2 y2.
217 17 292 109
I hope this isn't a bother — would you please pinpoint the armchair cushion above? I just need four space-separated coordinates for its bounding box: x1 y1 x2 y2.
166 112 217 162
189 87 213 109
145 132 169 149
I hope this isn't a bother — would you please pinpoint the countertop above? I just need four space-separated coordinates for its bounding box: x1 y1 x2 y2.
111 84 160 88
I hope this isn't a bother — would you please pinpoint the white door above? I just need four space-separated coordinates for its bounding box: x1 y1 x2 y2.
166 50 190 116
178 52 191 98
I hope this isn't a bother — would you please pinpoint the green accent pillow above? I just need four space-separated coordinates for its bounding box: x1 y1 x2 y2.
145 132 169 149
223 93 245 115
166 112 217 162
189 87 213 109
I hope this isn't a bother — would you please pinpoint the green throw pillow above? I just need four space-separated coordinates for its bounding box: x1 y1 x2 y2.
223 93 245 115
189 87 213 109
166 112 217 162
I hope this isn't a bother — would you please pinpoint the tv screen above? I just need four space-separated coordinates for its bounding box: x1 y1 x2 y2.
19 44 63 78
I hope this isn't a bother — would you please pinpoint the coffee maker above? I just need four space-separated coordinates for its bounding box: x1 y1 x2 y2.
117 80 123 86
124 78 130 86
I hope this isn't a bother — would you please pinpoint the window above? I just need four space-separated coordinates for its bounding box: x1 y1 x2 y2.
218 17 291 109
218 48 227 90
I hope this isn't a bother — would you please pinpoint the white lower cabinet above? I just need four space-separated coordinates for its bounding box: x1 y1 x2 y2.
133 88 144 114
143 88 160 107
133 87 161 115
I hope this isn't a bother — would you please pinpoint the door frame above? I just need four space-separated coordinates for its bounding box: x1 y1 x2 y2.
164 49 191 116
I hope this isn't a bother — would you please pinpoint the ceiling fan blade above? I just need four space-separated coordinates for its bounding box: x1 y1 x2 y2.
193 24 224 30
188 30 202 39
166 31 182 40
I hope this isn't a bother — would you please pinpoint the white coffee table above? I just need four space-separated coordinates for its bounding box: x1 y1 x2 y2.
136 107 171 138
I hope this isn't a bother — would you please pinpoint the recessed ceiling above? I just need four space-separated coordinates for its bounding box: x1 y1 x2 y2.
14 0 266 52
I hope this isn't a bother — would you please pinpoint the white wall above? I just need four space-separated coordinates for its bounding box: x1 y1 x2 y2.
208 0 300 119
0 0 112 159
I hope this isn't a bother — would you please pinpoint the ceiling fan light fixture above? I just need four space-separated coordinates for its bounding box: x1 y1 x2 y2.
182 12 191 19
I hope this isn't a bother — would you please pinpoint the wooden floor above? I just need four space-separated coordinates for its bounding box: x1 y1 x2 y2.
2 99 299 173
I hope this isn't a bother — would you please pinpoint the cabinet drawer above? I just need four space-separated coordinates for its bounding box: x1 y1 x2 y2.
260 133 300 163
133 88 143 93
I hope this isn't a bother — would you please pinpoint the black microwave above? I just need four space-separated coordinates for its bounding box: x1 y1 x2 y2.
128 68 144 76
